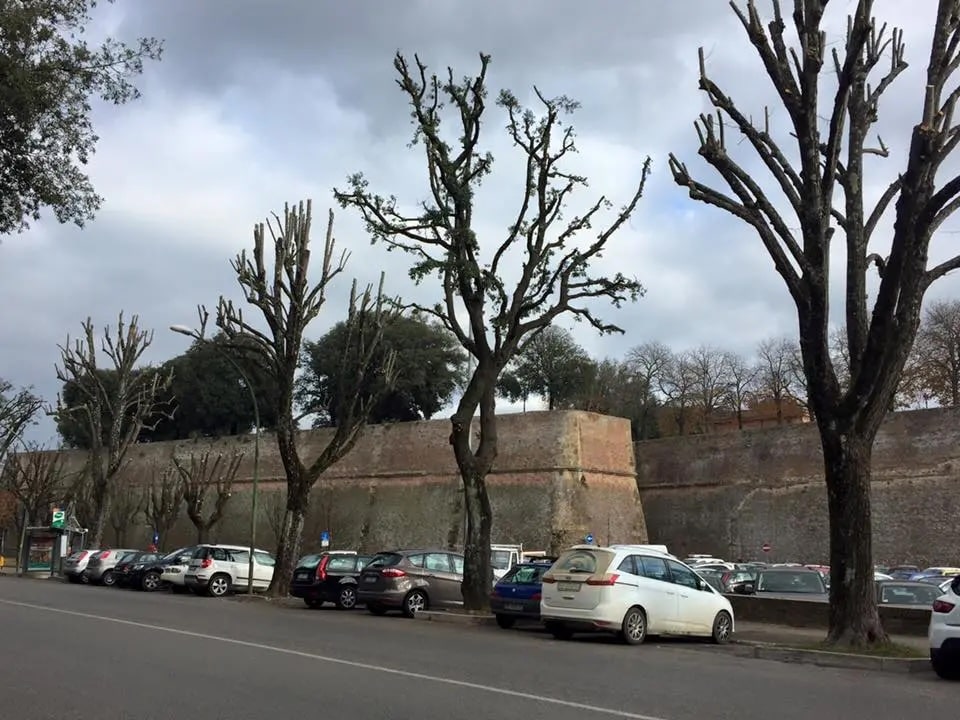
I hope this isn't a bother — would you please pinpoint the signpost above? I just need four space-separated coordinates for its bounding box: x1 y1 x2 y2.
50 509 65 530
584 533 594 545
320 531 330 548
761 543 771 553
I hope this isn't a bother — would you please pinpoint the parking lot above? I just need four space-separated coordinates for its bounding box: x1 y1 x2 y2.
0 576 954 720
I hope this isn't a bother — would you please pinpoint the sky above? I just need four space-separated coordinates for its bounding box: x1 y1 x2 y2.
3 0 960 446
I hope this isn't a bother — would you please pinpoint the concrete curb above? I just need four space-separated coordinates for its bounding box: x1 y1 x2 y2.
415 610 498 627
732 640 931 674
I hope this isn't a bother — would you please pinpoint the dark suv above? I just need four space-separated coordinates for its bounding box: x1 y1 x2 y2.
290 551 372 609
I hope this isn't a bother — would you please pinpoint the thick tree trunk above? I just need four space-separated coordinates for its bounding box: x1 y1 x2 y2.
89 493 109 549
195 525 208 544
460 467 493 610
820 426 888 646
268 490 308 598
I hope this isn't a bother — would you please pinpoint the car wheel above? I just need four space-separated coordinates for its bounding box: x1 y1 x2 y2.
80 572 90 585
402 590 428 618
367 604 388 616
336 585 358 610
101 570 116 587
141 571 162 592
621 606 647 646
305 598 322 609
207 573 231 598
711 610 733 645
932 653 960 680
495 614 516 630
546 621 574 641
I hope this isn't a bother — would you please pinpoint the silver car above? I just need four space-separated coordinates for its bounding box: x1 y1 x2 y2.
64 549 102 584
84 549 138 586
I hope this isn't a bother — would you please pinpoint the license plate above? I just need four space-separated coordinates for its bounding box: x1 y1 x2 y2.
504 603 524 611
364 576 377 583
296 572 310 580
557 581 581 592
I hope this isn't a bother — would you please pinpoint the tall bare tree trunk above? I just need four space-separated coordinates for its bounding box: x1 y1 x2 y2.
270 485 308 598
820 427 884 643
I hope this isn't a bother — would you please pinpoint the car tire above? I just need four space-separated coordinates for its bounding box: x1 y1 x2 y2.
336 585 358 610
305 598 322 609
80 572 90 585
621 606 647 646
495 614 516 630
932 652 960 680
546 621 574 641
101 570 116 587
711 610 733 645
367 603 388 616
402 589 428 618
141 571 162 592
207 573 231 598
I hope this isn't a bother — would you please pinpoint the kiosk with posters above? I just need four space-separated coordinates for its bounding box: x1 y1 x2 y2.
19 507 85 576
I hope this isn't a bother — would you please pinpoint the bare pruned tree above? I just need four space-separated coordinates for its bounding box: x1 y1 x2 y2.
144 464 184 551
659 351 697 435
724 351 759 430
108 478 144 547
54 314 173 547
625 341 672 439
173 451 242 545
336 53 650 609
669 0 960 646
914 299 960 406
261 489 286 546
2 443 64 531
755 338 801 424
687 344 733 430
213 201 397 597
0 380 44 468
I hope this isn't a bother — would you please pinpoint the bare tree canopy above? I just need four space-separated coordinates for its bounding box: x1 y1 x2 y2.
54 313 173 546
214 201 397 597
0 380 44 467
144 463 185 550
669 0 960 646
173 450 241 545
108 479 143 547
914 299 960 406
2 443 64 527
336 52 650 610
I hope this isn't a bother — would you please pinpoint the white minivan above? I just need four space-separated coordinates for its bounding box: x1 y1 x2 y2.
540 544 735 645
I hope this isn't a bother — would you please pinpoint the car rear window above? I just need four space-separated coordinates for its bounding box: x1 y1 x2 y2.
500 565 546 585
553 549 613 575
366 553 403 569
297 554 323 569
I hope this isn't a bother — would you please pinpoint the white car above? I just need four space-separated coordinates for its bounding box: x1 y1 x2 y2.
540 544 735 645
184 544 276 597
159 546 201 593
929 576 960 679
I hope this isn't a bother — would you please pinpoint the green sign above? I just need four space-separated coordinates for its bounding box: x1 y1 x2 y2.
51 509 65 529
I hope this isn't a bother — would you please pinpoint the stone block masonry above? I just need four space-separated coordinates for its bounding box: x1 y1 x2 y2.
54 411 647 555
634 407 960 566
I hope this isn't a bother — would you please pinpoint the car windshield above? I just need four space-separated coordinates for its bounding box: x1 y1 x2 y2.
491 550 513 570
117 553 137 563
160 549 186 562
366 553 403 569
757 571 825 593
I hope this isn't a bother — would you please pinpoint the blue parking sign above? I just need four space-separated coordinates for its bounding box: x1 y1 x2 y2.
320 530 330 547
584 533 594 544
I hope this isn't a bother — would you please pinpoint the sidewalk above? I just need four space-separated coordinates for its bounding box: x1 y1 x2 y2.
734 621 928 652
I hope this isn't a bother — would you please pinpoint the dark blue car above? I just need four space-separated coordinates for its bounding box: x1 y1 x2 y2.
489 558 556 629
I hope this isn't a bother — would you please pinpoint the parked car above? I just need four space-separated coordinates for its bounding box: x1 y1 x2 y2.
930 576 960 679
489 557 556 628
160 546 203 593
540 544 735 645
911 567 960 581
693 568 725 592
738 568 828 600
63 549 101 584
886 565 920 580
184 544 276 597
720 569 758 593
876 580 944 607
114 551 164 588
290 551 372 609
84 548 139 586
358 549 465 617
122 547 197 592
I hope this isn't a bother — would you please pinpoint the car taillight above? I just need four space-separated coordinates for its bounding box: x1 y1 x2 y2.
316 555 330 581
201 558 213 569
381 568 406 578
532 592 542 601
541 576 556 584
586 573 620 586
933 599 956 613
98 551 110 559
77 551 88 561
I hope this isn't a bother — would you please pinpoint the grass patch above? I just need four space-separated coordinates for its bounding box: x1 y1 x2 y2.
785 641 925 659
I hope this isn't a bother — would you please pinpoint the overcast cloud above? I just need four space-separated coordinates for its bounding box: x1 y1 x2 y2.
3 0 959 445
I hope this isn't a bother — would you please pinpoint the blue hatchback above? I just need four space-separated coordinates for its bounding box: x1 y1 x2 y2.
489 558 556 629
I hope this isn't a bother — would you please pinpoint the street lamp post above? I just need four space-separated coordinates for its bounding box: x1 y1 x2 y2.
170 325 261 595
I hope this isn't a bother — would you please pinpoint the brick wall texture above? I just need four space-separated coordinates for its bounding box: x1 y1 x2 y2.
634 407 960 567
52 410 647 555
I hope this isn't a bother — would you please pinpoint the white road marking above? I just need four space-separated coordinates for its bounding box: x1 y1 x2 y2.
0 598 668 720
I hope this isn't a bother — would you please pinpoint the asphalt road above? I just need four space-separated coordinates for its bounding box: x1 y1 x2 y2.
0 578 954 720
